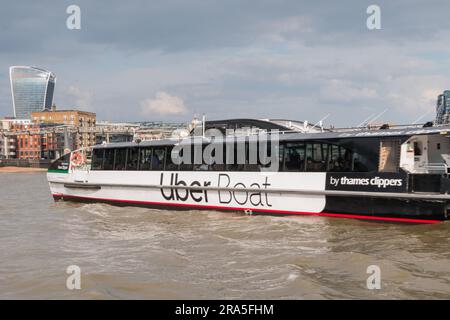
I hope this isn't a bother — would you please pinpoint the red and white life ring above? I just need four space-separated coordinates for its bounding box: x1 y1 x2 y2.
70 152 85 167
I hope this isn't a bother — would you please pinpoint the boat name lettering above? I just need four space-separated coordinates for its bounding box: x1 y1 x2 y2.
159 173 272 207
329 176 403 188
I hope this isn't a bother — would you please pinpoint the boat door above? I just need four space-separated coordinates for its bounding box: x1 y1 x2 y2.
426 133 450 173
411 136 428 173
399 136 428 173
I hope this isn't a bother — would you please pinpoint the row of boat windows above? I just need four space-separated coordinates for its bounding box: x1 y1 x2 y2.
90 142 373 172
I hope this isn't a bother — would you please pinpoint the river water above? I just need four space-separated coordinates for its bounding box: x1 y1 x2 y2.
0 172 449 299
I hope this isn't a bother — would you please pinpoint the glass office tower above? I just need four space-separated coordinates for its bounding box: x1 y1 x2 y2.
9 66 56 119
435 90 450 125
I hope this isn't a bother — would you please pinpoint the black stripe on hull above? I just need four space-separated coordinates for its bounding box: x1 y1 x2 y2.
324 196 447 221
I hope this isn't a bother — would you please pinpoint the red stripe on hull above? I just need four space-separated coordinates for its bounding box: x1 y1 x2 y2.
52 193 441 224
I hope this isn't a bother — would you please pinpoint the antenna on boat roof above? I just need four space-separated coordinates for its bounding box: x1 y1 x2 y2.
356 113 375 127
202 113 206 138
310 114 330 132
366 108 388 126
412 110 432 124
356 109 388 128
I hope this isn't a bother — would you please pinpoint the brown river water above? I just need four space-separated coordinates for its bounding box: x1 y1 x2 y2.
0 172 449 299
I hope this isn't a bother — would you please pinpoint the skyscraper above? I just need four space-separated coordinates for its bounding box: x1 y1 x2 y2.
435 90 450 125
9 66 56 119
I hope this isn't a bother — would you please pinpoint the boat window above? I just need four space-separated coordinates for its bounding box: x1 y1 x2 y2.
91 149 104 170
413 141 422 156
103 148 115 170
379 140 400 173
258 140 277 171
321 144 329 165
139 147 152 170
328 144 342 171
206 147 224 171
226 141 245 171
275 144 286 171
165 146 179 171
126 148 139 170
284 142 305 171
179 147 193 171
114 148 127 170
328 145 353 172
342 149 353 172
151 147 165 170
243 141 259 171
306 143 327 172
92 140 374 173
352 152 369 172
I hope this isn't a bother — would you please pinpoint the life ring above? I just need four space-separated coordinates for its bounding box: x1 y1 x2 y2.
70 152 85 167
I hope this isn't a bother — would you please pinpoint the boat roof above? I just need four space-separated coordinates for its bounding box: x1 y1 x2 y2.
93 119 450 149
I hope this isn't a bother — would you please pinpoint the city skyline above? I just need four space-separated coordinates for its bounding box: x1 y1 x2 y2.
1 1 450 126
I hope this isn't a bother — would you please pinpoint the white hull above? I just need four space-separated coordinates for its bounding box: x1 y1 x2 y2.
48 170 327 214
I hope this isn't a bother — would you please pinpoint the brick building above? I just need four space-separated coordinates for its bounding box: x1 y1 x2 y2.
31 108 96 149
10 123 75 160
11 123 42 159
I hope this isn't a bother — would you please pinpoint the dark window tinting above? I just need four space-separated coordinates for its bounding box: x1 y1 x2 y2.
352 152 369 172
103 148 115 170
91 149 104 170
49 153 70 171
114 148 127 170
278 144 285 171
328 144 344 171
126 148 139 170
92 140 374 173
151 148 165 170
306 143 327 172
414 141 422 156
139 147 152 170
165 146 179 171
179 147 193 171
284 142 305 171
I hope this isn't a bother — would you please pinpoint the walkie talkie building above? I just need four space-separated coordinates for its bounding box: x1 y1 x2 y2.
9 66 56 119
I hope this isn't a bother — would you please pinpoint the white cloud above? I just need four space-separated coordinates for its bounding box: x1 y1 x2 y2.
67 85 93 110
259 15 313 44
140 91 187 116
319 79 378 103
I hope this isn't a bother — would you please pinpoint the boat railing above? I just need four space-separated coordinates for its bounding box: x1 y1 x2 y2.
423 162 449 174
329 123 426 132
189 122 445 138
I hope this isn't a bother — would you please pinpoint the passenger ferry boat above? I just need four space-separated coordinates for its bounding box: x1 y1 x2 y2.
47 118 450 224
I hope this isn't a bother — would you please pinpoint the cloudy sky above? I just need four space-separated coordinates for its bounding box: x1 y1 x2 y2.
1 0 450 126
